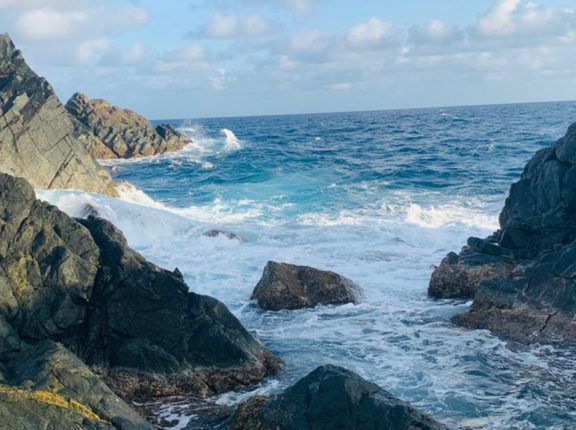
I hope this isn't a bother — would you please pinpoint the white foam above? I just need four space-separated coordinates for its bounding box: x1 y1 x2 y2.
221 128 242 152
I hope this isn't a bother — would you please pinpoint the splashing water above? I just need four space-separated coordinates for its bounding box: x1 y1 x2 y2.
40 102 576 429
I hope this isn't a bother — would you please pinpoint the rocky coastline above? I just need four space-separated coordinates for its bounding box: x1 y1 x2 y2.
0 32 447 429
429 122 576 344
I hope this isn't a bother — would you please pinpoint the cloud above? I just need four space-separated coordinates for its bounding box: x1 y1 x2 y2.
16 9 88 40
200 13 272 39
346 18 395 50
75 38 108 64
409 20 463 46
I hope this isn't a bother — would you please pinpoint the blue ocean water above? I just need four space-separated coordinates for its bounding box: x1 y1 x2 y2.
40 101 576 429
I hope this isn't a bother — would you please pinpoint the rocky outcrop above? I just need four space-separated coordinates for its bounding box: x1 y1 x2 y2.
66 92 189 159
429 122 576 344
231 365 447 430
204 229 246 242
0 33 117 196
252 261 363 311
0 173 281 427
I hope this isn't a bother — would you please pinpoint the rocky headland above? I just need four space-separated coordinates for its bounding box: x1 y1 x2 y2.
0 33 118 196
429 122 576 344
66 92 190 159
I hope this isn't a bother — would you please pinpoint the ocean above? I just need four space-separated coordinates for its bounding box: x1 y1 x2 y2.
39 101 576 429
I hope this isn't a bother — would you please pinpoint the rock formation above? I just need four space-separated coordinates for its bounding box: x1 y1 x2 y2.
429 122 576 344
252 261 363 311
231 365 447 430
66 92 189 159
0 33 117 196
0 173 281 427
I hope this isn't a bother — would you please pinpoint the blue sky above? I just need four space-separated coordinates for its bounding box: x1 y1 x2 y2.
1 0 575 118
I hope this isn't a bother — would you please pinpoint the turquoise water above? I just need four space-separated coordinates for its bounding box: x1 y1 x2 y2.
41 101 576 429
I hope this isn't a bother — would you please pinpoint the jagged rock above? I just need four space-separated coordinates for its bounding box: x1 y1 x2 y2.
66 92 189 159
0 341 151 429
0 33 117 196
429 122 576 344
230 365 447 430
0 173 282 427
76 216 282 392
252 261 363 311
203 229 246 242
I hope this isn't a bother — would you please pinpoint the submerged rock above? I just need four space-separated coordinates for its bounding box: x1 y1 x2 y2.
231 365 447 430
429 122 576 344
0 33 117 196
66 92 190 159
0 173 281 427
252 261 363 311
203 229 246 242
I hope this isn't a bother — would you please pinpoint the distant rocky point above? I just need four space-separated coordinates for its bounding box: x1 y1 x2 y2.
0 33 118 196
66 92 190 159
429 122 576 344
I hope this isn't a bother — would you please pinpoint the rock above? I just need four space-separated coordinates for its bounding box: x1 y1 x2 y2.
0 172 282 427
252 261 363 311
76 216 283 393
429 122 576 344
0 33 117 196
66 93 190 159
204 229 246 242
0 341 151 430
230 365 447 430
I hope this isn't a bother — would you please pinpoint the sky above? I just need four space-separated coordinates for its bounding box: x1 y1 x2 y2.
0 0 575 119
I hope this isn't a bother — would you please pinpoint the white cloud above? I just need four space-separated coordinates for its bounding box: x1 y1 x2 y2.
75 38 108 64
409 20 462 46
478 0 520 36
122 43 145 65
347 18 395 50
16 9 88 40
289 29 327 54
203 13 271 39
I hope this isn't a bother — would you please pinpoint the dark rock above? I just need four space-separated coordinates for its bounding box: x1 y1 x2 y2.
0 341 151 429
252 261 363 311
429 122 576 344
204 229 246 242
0 172 282 427
66 93 190 159
231 365 447 430
0 33 117 196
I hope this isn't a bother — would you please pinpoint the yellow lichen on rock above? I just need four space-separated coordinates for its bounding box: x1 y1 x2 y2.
0 384 105 423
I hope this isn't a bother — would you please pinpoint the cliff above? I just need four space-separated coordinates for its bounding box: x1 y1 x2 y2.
0 33 117 196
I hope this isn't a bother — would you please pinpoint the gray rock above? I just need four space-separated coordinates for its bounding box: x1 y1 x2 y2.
252 261 363 311
429 122 576 344
66 93 189 159
231 365 447 430
0 33 117 196
204 229 246 242
0 172 282 427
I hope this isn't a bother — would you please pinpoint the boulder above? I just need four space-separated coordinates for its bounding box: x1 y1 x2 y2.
66 92 189 159
0 172 282 427
230 365 447 430
0 33 117 196
252 261 363 311
429 122 576 344
203 229 246 242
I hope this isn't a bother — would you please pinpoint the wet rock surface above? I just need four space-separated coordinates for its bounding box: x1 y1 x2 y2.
0 33 117 196
252 261 363 311
66 92 189 159
429 122 576 344
0 173 281 428
230 365 447 430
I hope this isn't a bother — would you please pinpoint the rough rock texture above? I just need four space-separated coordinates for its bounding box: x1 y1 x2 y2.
66 92 189 159
0 33 117 196
231 365 447 430
429 122 576 344
252 261 363 311
0 173 281 427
